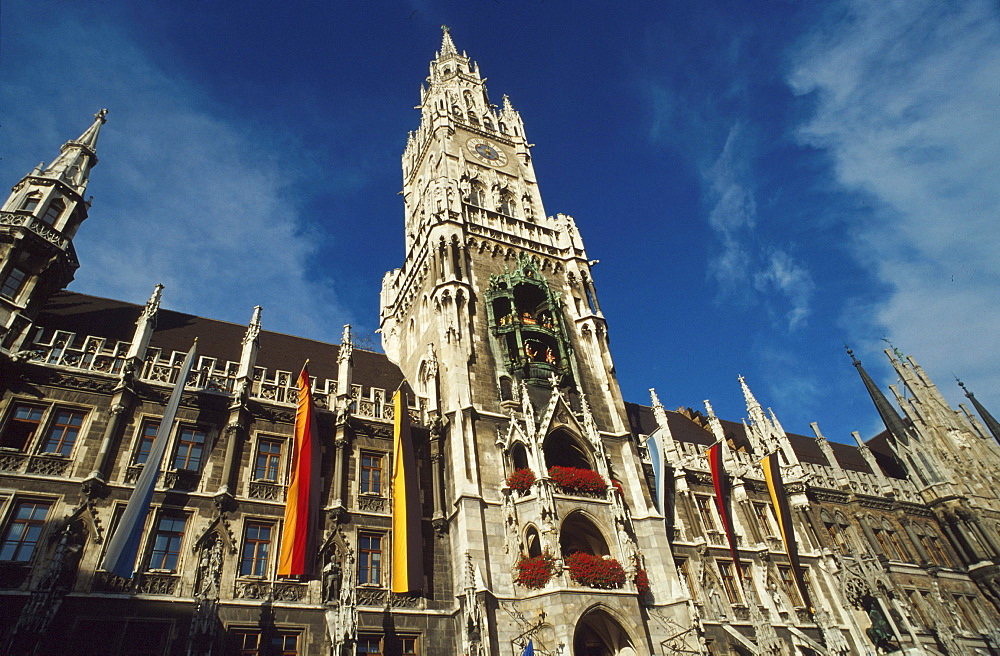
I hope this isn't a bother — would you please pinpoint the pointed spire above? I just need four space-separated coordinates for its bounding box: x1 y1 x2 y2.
125 283 163 362
959 379 1000 445
847 346 911 446
439 25 458 57
43 108 108 191
738 374 768 427
236 305 263 380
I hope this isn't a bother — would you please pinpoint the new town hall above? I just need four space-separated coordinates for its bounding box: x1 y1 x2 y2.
1 28 999 656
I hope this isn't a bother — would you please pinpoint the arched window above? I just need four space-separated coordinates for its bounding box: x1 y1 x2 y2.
469 180 486 207
510 442 529 471
543 428 591 470
41 198 65 225
560 512 609 557
525 526 542 558
499 376 514 402
498 189 517 217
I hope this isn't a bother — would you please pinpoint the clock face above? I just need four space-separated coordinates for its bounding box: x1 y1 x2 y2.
466 138 508 166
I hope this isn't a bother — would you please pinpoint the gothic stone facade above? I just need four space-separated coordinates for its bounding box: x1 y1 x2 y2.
1 29 1000 656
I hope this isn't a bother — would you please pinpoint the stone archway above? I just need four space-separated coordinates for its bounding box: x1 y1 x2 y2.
572 608 636 656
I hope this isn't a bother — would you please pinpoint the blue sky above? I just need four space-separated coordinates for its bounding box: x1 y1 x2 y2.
2 1 998 443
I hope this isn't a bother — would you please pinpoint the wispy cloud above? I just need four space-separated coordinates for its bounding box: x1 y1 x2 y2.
1 5 353 343
789 0 1000 405
704 125 814 330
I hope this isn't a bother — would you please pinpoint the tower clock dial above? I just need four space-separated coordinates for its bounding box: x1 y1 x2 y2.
466 138 508 166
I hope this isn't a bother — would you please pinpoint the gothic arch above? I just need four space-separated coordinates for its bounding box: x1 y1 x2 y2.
543 427 593 470
560 510 611 558
524 524 542 558
509 441 529 471
572 606 638 656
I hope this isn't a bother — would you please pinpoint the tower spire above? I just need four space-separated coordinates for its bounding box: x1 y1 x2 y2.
439 25 458 57
847 346 912 445
42 108 108 192
959 379 1000 445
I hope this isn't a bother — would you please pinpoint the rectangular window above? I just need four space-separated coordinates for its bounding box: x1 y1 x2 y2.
42 408 86 455
254 438 283 481
719 562 741 604
360 453 383 495
147 514 186 571
134 421 159 465
0 267 28 301
233 630 261 656
172 427 206 471
0 500 51 562
778 566 803 607
1 404 44 450
357 636 382 656
271 632 299 656
240 523 273 577
695 496 717 531
400 636 418 656
358 533 383 585
752 503 774 538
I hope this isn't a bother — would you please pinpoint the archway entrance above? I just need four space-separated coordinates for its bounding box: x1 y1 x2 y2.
573 609 635 656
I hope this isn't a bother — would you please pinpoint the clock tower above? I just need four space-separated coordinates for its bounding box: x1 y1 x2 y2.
381 28 692 656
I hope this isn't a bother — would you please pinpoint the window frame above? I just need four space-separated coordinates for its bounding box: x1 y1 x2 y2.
695 495 718 531
0 402 46 451
358 532 384 586
0 267 29 302
0 499 52 563
778 566 803 608
253 436 285 483
240 521 274 578
145 512 187 573
359 451 384 496
357 635 383 656
171 425 208 471
41 407 87 456
718 561 742 605
132 419 160 466
40 198 65 226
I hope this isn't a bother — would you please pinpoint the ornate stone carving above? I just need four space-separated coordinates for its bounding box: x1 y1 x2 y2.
357 495 386 513
25 455 71 476
248 481 285 501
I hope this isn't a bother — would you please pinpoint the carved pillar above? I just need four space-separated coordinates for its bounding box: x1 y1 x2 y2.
967 514 1000 558
85 392 131 487
855 516 883 558
430 418 446 533
940 515 976 564
216 419 245 500
331 420 349 516
900 520 931 565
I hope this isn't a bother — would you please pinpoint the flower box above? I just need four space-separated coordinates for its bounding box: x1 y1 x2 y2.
548 466 607 495
634 567 650 596
505 468 536 493
514 555 554 589
565 552 625 589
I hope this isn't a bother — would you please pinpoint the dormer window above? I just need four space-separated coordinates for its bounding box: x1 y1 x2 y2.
41 199 65 226
21 193 41 213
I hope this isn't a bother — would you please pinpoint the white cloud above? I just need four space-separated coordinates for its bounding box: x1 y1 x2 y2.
704 125 814 330
0 6 352 343
789 0 1000 409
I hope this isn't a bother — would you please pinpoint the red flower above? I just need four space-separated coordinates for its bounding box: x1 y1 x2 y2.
548 466 607 494
565 552 625 589
515 555 554 589
634 567 650 596
505 468 536 492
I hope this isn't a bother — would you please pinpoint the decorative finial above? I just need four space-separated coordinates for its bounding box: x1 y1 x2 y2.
95 108 109 123
441 25 450 33
845 344 860 366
